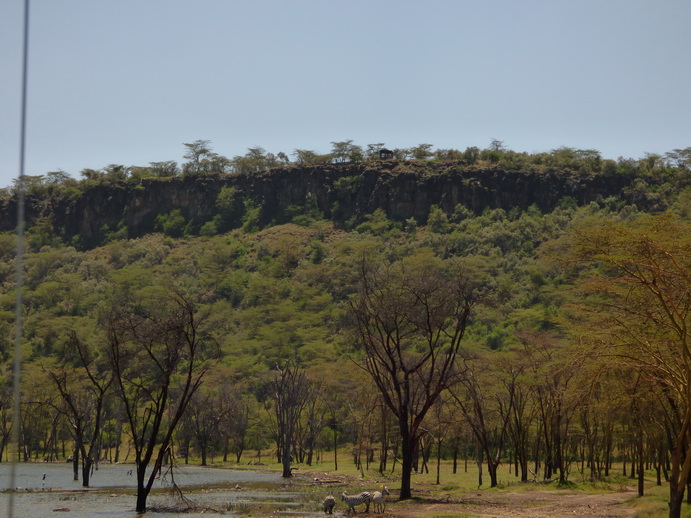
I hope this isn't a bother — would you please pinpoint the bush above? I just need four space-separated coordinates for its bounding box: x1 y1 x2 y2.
155 209 186 238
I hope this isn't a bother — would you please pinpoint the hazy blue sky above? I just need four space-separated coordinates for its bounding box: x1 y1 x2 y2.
1 0 690 188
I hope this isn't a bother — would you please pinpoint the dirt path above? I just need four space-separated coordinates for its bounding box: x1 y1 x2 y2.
380 490 638 518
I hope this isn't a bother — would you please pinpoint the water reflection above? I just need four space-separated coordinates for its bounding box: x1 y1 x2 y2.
0 462 293 517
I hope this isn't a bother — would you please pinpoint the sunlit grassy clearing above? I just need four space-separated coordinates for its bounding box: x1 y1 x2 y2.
170 446 691 517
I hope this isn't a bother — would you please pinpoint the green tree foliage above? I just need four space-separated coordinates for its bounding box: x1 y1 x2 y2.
330 140 363 163
292 149 332 166
354 209 398 236
148 161 179 177
182 140 231 175
155 209 186 237
241 199 261 233
213 186 238 233
566 214 691 517
2 141 691 510
231 147 285 174
410 143 434 160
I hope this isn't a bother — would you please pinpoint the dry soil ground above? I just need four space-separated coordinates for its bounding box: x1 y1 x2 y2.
302 468 640 518
380 489 637 518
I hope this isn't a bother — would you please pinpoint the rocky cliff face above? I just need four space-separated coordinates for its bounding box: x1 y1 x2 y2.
0 161 634 248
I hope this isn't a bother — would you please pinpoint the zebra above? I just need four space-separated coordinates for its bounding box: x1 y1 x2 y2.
341 491 372 513
323 495 336 514
371 486 390 513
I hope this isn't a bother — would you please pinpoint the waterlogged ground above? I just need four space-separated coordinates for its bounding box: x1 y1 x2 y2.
0 462 321 517
0 463 643 517
0 461 283 490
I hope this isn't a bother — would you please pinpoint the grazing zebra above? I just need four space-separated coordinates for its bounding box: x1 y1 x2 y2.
323 495 336 514
341 491 372 513
371 486 390 513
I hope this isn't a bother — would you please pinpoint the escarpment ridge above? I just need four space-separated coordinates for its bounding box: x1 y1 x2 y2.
0 161 637 248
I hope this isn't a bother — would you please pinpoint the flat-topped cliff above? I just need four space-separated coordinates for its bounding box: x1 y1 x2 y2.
0 161 635 248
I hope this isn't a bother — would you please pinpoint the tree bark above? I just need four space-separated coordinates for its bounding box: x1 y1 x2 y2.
72 447 79 482
82 457 92 488
399 429 414 500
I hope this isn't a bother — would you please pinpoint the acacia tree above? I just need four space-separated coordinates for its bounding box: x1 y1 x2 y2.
568 214 690 518
185 386 225 466
423 394 455 485
219 384 252 463
298 381 327 466
270 361 310 478
45 331 112 487
514 329 578 483
330 140 363 163
449 352 516 488
19 376 57 462
182 139 231 174
350 252 479 499
106 289 213 513
504 348 538 482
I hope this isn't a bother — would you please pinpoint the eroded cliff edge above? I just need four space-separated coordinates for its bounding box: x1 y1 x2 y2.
0 161 634 248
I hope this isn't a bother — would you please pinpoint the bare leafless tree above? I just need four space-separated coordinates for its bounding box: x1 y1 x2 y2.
44 331 112 487
448 352 516 488
105 289 213 513
219 384 251 463
184 386 225 466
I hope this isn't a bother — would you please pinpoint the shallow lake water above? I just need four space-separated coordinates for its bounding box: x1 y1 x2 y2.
0 462 320 517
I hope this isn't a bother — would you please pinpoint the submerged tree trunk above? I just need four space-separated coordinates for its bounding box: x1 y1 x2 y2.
72 447 79 482
281 428 293 478
136 477 150 514
82 455 92 487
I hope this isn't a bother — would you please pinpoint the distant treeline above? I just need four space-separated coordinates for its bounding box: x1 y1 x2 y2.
2 139 690 197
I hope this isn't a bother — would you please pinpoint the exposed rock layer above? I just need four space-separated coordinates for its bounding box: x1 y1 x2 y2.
0 161 633 247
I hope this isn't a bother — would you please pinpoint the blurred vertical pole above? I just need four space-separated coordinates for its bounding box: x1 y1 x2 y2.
7 0 30 516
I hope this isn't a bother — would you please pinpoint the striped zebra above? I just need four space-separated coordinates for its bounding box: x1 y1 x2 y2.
371 486 390 513
341 491 372 513
322 495 336 514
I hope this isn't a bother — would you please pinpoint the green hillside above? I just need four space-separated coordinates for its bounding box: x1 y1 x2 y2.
0 143 690 512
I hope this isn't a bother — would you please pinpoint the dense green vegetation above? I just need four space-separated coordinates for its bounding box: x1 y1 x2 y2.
0 141 689 515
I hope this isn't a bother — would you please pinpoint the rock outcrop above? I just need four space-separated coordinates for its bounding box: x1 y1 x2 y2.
0 161 634 248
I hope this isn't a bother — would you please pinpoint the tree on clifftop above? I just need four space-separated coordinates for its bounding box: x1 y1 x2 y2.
182 140 231 174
